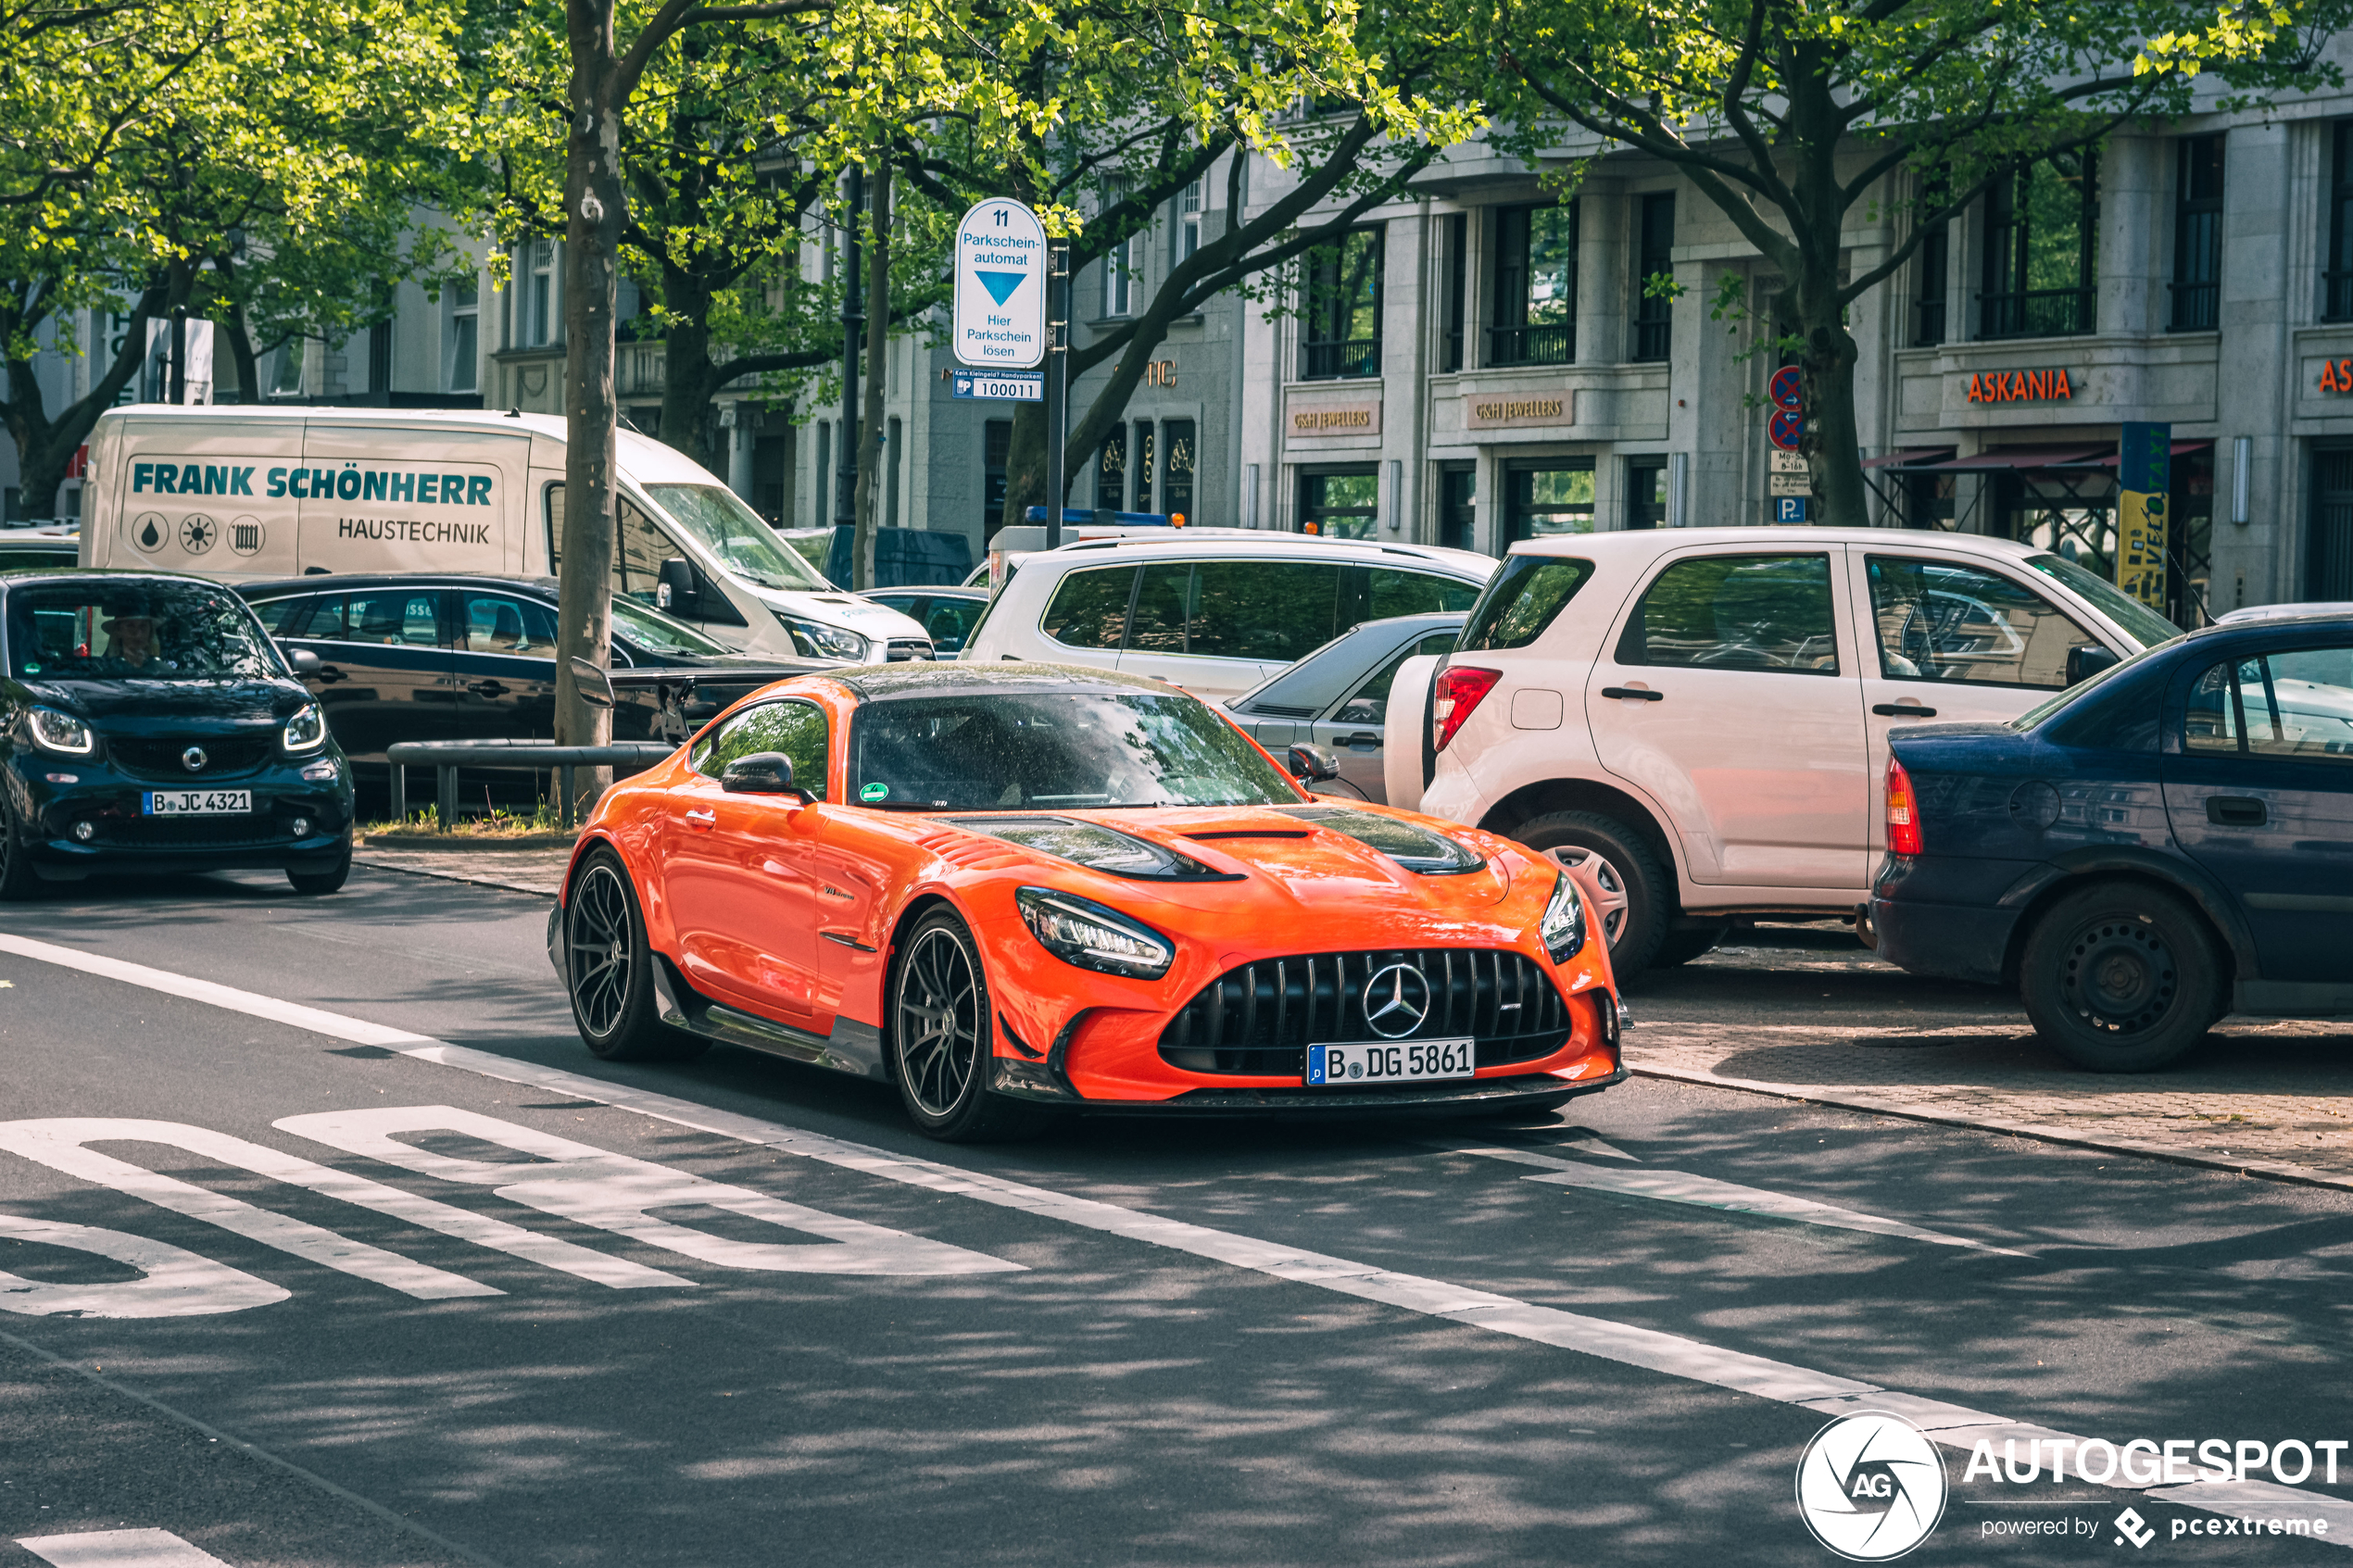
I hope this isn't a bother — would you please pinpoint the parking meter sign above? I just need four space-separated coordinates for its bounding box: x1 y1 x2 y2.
953 199 1048 369
1770 366 1805 411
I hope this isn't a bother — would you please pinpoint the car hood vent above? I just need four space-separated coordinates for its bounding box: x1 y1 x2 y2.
942 815 1242 881
1277 805 1485 875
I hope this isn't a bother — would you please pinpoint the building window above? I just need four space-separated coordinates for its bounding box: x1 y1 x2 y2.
1095 428 1127 510
2171 135 2224 332
521 240 557 347
1506 459 1596 541
1625 458 1667 530
1170 179 1201 269
447 283 479 393
1906 470 1956 531
1915 212 1948 346
2312 447 2353 599
984 420 1012 538
1299 226 1382 381
1491 203 1577 367
1438 464 1475 551
1630 193 1676 362
1299 468 1378 538
1977 150 2097 340
2329 124 2353 321
1101 186 1135 319
885 415 902 529
1131 420 1156 514
1440 212 1466 373
814 419 831 524
367 319 392 394
1163 420 1197 523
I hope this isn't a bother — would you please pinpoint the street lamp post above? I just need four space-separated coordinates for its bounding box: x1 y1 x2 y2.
1044 239 1068 548
835 164 863 533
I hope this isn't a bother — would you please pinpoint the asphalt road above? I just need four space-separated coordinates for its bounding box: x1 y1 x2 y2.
3 869 2351 1567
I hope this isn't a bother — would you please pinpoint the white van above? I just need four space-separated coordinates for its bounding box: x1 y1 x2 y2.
81 407 932 662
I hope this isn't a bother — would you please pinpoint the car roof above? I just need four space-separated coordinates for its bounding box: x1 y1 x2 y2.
94 406 716 486
2181 609 2353 641
862 585 988 601
0 567 225 590
826 660 1173 701
239 572 560 601
1503 526 2046 561
2216 601 2353 624
1029 534 1494 575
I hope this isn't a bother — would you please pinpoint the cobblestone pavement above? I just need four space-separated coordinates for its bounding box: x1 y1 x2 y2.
352 845 571 897
1632 922 2353 1185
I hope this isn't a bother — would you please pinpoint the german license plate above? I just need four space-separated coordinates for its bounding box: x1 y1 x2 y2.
143 789 252 816
1306 1038 1476 1085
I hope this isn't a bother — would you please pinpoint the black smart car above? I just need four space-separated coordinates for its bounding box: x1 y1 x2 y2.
0 570 356 897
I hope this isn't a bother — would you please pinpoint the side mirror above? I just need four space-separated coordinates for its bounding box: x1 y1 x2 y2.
2064 644 2121 686
1287 743 1341 784
720 750 802 797
285 646 322 677
567 655 614 710
657 557 700 614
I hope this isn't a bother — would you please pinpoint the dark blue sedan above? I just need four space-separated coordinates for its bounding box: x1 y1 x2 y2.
1870 610 2353 1071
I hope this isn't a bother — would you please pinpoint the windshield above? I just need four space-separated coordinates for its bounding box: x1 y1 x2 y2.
850 691 1301 810
644 483 835 593
2025 553 2180 650
6 581 282 681
610 595 729 656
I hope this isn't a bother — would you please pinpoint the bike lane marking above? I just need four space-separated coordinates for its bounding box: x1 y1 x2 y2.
4 928 2350 1543
18 1529 237 1568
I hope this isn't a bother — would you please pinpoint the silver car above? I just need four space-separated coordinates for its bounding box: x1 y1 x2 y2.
1225 612 1465 802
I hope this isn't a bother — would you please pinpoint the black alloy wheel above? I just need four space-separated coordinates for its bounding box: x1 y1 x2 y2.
889 909 1051 1142
564 847 707 1062
2019 883 2227 1073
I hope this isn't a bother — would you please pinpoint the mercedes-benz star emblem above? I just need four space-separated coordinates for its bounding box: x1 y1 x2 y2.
1363 962 1431 1039
181 746 208 772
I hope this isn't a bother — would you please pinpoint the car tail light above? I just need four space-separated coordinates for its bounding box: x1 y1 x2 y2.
1432 667 1502 753
1885 756 1923 856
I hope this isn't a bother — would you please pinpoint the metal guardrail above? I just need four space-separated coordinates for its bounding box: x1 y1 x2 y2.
385 740 679 832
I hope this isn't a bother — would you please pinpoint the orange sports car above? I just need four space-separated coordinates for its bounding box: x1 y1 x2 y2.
547 663 1624 1140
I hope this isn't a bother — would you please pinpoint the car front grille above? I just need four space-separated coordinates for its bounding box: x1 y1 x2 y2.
106 734 278 778
93 817 288 850
1158 947 1572 1078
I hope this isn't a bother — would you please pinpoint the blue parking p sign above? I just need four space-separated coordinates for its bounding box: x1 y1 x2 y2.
1775 496 1809 523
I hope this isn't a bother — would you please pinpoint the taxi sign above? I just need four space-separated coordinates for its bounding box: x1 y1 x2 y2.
953 199 1047 369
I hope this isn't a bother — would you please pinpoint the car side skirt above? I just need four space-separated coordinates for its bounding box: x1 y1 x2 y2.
649 952 891 1082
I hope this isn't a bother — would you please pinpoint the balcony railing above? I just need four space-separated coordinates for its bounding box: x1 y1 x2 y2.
2169 282 2220 332
1301 339 1380 380
1976 287 2094 340
1630 315 1671 362
1487 322 1575 368
618 339 667 397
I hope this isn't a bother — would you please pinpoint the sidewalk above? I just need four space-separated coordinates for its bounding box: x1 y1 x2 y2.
353 845 573 897
1635 928 2353 1186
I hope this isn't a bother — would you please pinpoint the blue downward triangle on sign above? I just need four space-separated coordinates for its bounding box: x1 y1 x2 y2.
975 270 1027 305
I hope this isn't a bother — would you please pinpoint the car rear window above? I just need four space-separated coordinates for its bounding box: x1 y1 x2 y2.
1459 555 1595 651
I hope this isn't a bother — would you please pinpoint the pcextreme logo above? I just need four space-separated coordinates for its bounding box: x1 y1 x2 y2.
1795 1411 1949 1561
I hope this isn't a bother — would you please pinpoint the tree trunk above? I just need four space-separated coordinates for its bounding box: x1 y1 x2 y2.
1799 303 1869 529
0 282 169 521
222 304 262 408
851 157 890 589
655 262 720 468
556 0 623 784
998 399 1047 535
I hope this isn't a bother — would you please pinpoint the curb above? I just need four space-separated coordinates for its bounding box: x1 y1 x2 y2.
1630 1062 2353 1197
350 855 558 900
357 834 579 850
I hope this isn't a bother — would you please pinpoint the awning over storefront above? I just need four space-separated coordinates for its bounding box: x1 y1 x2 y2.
1907 445 2113 472
2050 439 2216 469
1861 447 1954 470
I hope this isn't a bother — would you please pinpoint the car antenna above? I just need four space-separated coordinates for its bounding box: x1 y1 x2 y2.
507 406 522 419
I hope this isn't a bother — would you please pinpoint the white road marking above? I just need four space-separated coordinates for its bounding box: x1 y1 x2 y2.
0 1118 690 1294
0 1121 497 1300
276 1107 1022 1277
0 1214 287 1319
17 1529 236 1568
1434 1144 2026 1256
2 928 2347 1545
1554 1131 1638 1161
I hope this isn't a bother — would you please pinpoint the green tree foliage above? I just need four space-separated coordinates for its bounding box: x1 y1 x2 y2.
1481 0 2353 527
0 0 477 517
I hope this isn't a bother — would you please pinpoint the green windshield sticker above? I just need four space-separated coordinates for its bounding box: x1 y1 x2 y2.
861 782 888 801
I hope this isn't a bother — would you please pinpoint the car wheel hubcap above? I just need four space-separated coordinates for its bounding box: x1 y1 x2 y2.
1543 847 1630 947
899 929 980 1118
2060 918 2175 1035
569 865 632 1037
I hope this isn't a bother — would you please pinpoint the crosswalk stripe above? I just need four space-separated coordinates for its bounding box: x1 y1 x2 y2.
17 1529 236 1568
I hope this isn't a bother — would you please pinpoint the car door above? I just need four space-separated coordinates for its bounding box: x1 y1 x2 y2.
449 589 561 742
2164 640 2353 983
664 698 831 1023
1313 630 1463 802
274 585 458 764
1852 552 2113 853
1585 546 1869 889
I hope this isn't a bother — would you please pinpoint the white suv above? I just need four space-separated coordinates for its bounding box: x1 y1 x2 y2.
960 533 1494 699
1386 527 2180 974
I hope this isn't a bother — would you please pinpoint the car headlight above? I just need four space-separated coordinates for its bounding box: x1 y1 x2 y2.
27 707 93 756
1014 886 1175 980
784 616 870 662
1540 871 1586 962
283 702 327 754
